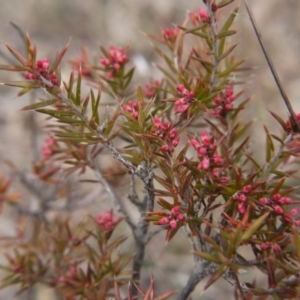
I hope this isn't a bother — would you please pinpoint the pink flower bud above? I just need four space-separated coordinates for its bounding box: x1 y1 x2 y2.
260 242 268 250
198 147 207 156
25 73 34 80
212 154 222 164
198 157 210 170
214 95 222 105
279 197 292 204
171 206 180 215
158 217 169 225
198 8 208 21
169 219 177 229
239 194 247 202
272 194 281 202
273 205 284 215
161 144 170 153
177 213 185 221
190 139 200 150
259 197 270 205
172 136 180 148
169 128 177 139
176 84 187 94
242 185 252 193
238 202 246 214
100 58 110 66
290 207 299 216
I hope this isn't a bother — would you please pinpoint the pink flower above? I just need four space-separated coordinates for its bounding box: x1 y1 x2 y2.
41 137 57 158
24 57 59 87
238 202 246 214
97 210 121 230
212 86 236 117
174 84 195 114
157 206 186 230
100 45 129 78
162 27 179 42
197 157 210 170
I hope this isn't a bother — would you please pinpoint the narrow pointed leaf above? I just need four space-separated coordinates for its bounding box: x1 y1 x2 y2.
21 99 58 110
5 43 28 66
241 213 269 242
50 38 71 73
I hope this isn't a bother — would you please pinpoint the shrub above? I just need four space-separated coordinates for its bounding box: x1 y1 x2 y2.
1 0 300 299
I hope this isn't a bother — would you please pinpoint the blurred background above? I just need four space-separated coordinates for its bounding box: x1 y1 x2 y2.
0 0 300 299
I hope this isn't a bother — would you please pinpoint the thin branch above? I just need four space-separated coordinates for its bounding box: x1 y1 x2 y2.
245 0 300 133
92 158 136 230
177 261 217 300
228 269 245 300
127 174 144 211
206 1 219 92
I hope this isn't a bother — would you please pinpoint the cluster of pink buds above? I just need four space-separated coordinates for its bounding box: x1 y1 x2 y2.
100 46 129 78
122 100 139 119
145 80 160 98
212 86 235 117
96 210 122 231
41 137 57 158
158 206 185 229
232 185 252 214
174 84 195 114
259 193 292 215
212 168 229 184
260 242 281 254
25 57 58 87
190 8 210 25
152 117 180 154
162 27 179 42
190 131 222 170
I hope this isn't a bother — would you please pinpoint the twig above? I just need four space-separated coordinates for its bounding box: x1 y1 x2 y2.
245 0 300 133
92 158 136 230
227 269 245 300
206 1 219 93
177 261 217 300
127 174 144 211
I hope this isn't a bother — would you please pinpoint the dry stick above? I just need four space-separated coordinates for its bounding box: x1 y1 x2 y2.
206 0 219 93
245 0 300 133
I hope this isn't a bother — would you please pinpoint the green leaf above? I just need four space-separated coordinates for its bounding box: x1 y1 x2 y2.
217 30 237 39
21 99 58 110
36 108 74 117
218 0 234 8
3 81 40 88
218 44 238 61
75 71 81 106
218 59 245 77
241 213 269 242
193 251 221 264
91 89 101 125
219 6 239 34
0 65 28 71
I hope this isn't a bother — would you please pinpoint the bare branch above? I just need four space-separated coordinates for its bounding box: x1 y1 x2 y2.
245 0 300 133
